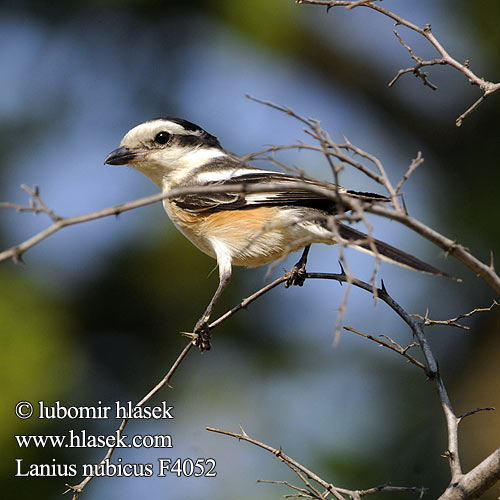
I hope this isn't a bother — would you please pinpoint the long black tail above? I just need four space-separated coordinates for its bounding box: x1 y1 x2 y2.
338 223 452 278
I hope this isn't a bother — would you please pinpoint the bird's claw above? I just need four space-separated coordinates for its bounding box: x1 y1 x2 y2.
285 262 307 288
193 320 211 351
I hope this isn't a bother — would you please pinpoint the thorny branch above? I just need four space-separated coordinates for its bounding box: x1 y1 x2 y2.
343 325 426 372
296 0 500 125
410 300 499 331
206 426 427 500
0 184 61 222
207 271 499 500
306 272 465 479
64 267 499 499
65 272 290 499
65 341 194 498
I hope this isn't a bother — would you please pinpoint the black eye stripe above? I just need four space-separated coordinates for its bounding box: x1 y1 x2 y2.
154 131 171 145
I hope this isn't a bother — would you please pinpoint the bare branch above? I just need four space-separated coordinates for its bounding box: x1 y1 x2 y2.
305 272 463 480
64 341 194 499
395 152 424 194
388 29 443 91
296 0 500 125
56 259 496 498
458 407 495 422
64 269 292 499
411 300 499 330
438 448 500 500
258 479 315 499
0 184 61 221
209 274 289 328
207 426 347 500
343 325 427 372
207 426 427 499
367 204 500 295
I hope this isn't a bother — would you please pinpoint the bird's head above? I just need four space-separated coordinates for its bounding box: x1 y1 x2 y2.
104 118 224 187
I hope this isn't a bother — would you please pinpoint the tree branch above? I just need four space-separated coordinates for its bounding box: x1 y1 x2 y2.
206 426 427 499
64 270 290 499
410 300 499 331
296 0 500 125
53 258 496 498
343 325 427 372
306 272 463 480
438 448 500 500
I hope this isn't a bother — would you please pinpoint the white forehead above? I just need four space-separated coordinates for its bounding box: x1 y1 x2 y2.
120 119 202 147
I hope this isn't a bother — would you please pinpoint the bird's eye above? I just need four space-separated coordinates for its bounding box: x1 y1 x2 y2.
154 131 171 145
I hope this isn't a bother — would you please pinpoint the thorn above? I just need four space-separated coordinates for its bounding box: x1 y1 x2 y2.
33 185 40 196
380 279 388 294
489 249 495 270
326 4 332 13
338 260 346 276
239 424 249 437
12 249 25 265
402 198 408 215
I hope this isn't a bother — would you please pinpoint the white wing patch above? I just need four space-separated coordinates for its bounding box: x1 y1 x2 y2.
194 168 275 184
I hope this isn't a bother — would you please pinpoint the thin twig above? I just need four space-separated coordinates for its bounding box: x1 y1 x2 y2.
305 272 463 480
457 407 495 422
207 426 427 499
410 300 499 330
343 326 427 372
395 152 424 194
206 427 346 500
65 269 293 499
296 0 500 125
0 184 61 221
64 341 194 498
389 29 443 90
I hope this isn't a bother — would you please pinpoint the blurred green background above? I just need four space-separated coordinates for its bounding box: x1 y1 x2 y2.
1 1 499 499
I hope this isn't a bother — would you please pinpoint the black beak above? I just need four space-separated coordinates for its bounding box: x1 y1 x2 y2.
104 146 143 165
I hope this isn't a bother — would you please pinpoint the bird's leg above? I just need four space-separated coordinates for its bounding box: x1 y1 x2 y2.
192 253 232 351
286 245 311 288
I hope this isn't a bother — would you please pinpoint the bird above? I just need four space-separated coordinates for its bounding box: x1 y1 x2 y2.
105 117 449 349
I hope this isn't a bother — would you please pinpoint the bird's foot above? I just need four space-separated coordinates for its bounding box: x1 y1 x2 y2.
192 320 212 352
285 261 307 288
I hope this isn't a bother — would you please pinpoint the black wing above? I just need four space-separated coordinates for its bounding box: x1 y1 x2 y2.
173 167 388 213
